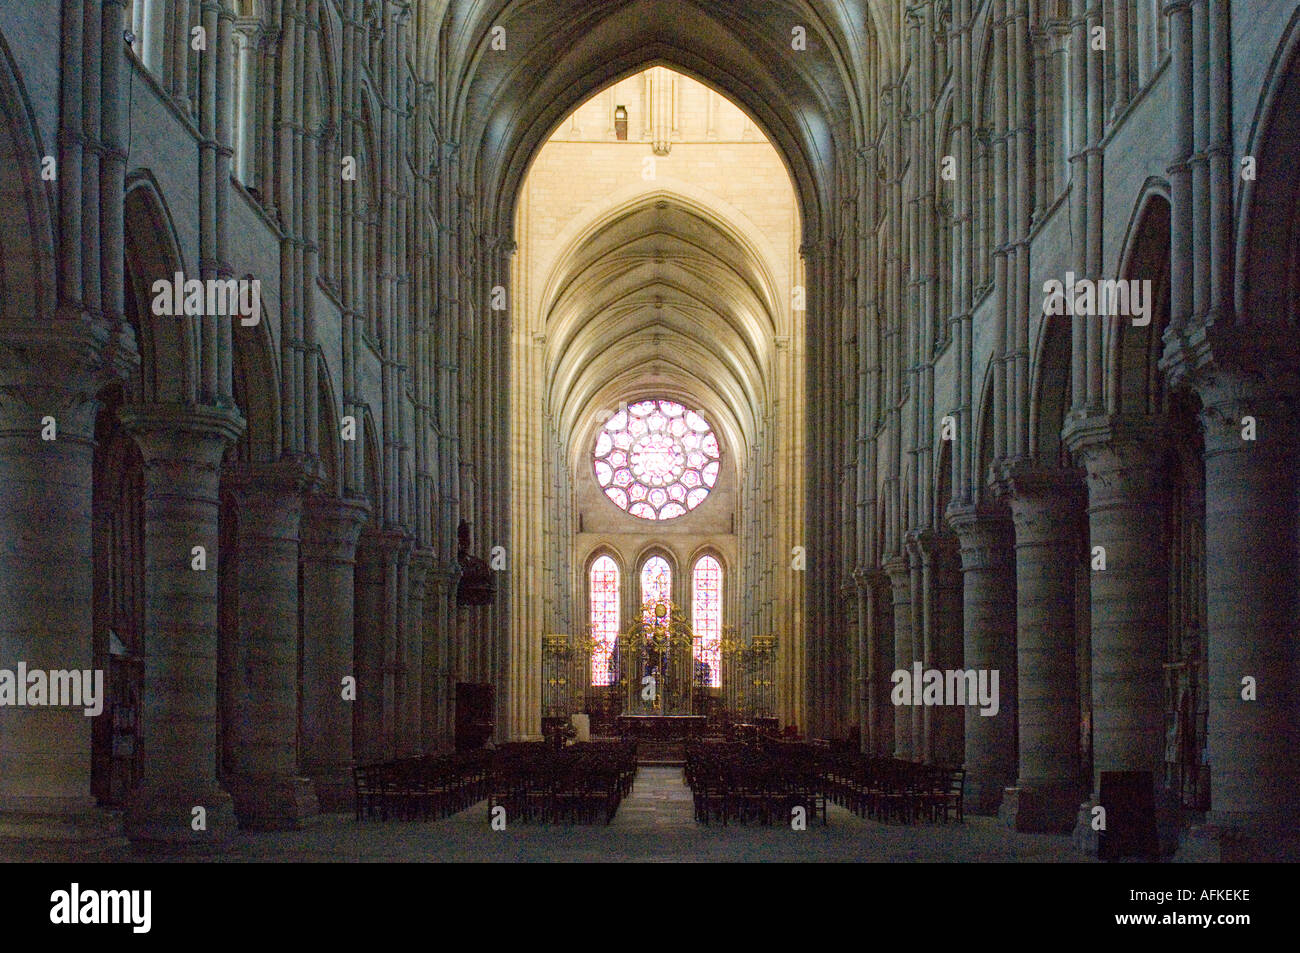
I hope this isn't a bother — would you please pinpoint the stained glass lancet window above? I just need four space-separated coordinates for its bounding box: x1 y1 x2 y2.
640 556 672 613
589 555 620 687
692 555 723 688
594 399 721 520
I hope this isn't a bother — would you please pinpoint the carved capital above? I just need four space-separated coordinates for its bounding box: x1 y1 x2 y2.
994 462 1084 544
1194 367 1299 459
881 554 911 597
357 526 413 563
1066 418 1169 503
301 494 372 564
945 502 1014 572
0 315 135 439
120 404 245 497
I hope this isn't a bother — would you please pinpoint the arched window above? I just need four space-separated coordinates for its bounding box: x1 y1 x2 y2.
692 555 723 688
640 555 671 611
589 555 620 687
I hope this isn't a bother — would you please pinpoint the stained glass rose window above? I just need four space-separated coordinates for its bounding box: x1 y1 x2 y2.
594 399 720 520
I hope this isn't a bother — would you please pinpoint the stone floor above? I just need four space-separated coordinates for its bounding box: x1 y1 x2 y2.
4 768 1093 863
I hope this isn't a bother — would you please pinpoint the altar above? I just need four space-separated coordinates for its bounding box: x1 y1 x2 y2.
617 714 708 765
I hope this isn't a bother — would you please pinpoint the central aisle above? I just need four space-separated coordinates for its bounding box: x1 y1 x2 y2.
609 767 698 831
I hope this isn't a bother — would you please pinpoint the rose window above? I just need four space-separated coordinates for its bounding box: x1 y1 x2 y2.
593 399 720 520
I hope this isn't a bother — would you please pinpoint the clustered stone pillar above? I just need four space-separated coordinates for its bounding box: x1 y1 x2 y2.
121 404 243 846
947 504 1017 814
354 527 412 763
299 494 370 811
1000 465 1084 831
0 352 108 839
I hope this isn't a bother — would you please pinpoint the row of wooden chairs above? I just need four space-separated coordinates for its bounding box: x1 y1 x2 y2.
352 750 492 822
486 741 638 825
685 743 828 826
818 750 965 824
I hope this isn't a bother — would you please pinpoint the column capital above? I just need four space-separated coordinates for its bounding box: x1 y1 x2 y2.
358 526 413 561
903 528 960 567
881 554 910 592
994 461 1085 543
0 315 135 437
408 547 436 590
944 502 1015 572
223 456 317 497
1065 417 1170 502
1193 367 1300 459
1162 320 1300 400
120 403 245 472
851 565 888 591
301 494 372 564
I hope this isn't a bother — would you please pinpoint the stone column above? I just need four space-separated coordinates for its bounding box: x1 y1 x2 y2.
402 549 434 757
947 504 1018 814
120 404 244 846
905 535 926 759
1195 373 1299 840
928 534 965 767
864 570 895 757
1072 426 1168 793
999 465 1085 831
221 461 317 829
353 529 388 763
422 564 458 753
0 341 116 840
299 494 370 810
392 535 414 755
853 569 870 753
883 555 913 760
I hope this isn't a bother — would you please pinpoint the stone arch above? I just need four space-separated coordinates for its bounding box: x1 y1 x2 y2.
1237 2 1300 328
0 30 56 324
442 0 870 245
230 313 281 464
89 382 147 806
362 409 382 521
584 544 627 578
933 438 954 528
542 183 788 472
1030 308 1073 467
687 544 729 578
315 354 342 497
534 181 789 327
972 355 998 500
1108 186 1171 417
123 173 199 404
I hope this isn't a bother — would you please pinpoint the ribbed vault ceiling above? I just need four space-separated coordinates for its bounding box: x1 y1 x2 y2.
548 197 778 476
